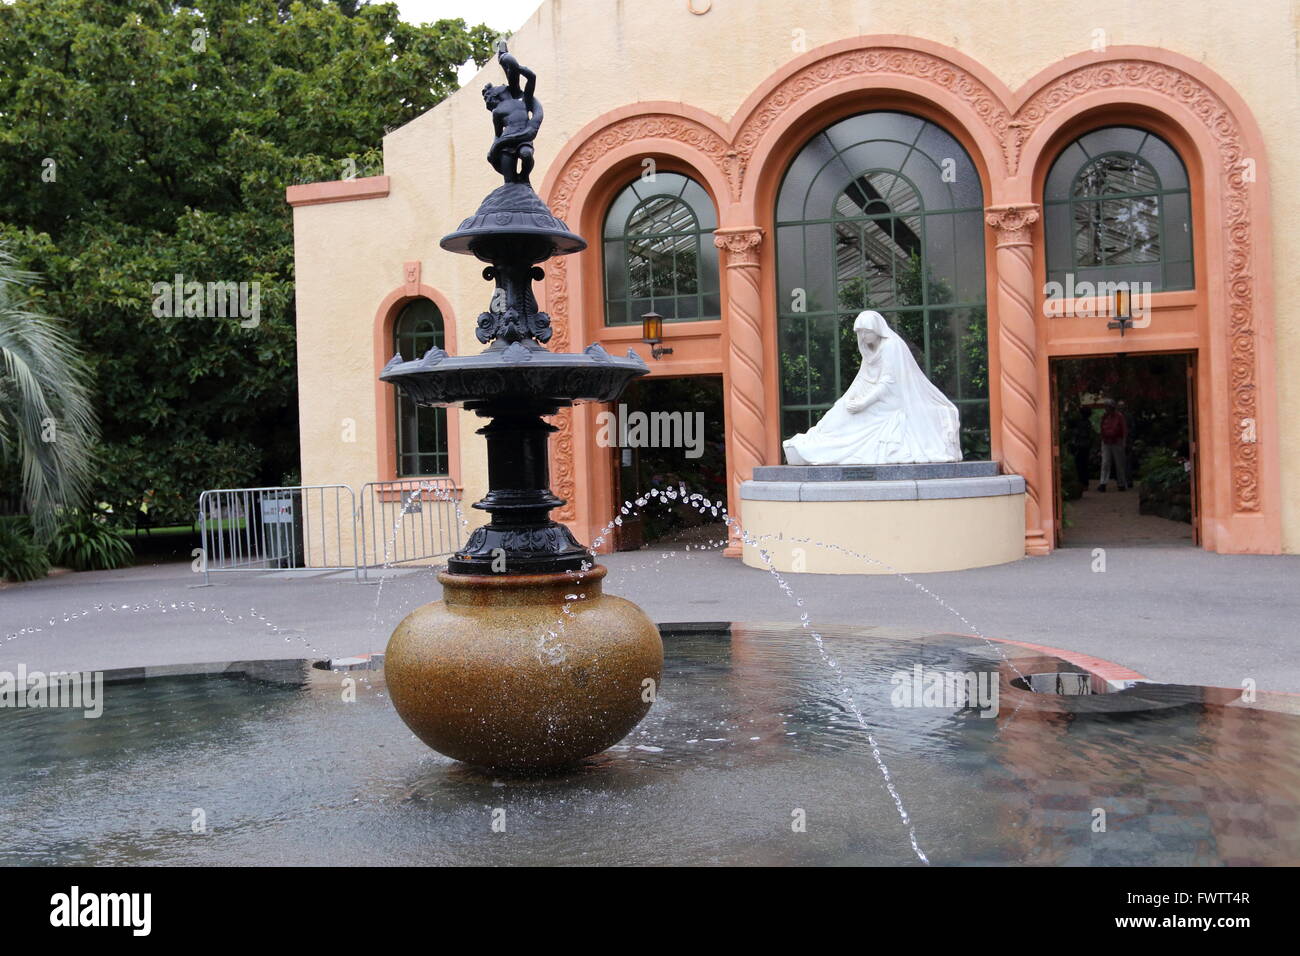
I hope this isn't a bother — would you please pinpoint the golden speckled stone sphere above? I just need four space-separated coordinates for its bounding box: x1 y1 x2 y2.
385 565 663 770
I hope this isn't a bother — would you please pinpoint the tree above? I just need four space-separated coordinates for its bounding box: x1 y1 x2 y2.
0 244 97 537
0 0 496 522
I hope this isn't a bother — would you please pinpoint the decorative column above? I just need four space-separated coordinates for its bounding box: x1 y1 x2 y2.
713 227 767 557
984 204 1049 555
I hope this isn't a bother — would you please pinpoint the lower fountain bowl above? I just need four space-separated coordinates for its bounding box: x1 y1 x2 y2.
385 565 663 770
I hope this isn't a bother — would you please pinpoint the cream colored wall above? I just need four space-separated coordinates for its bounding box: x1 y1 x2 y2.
741 494 1027 573
291 0 1300 551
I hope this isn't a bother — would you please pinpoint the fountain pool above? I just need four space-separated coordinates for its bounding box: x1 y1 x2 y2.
4 623 1298 866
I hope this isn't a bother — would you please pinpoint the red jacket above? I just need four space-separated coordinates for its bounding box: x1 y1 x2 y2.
1100 410 1127 444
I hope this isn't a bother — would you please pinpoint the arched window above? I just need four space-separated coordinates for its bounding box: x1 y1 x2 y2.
775 111 990 457
1044 126 1193 291
393 298 448 476
603 171 720 326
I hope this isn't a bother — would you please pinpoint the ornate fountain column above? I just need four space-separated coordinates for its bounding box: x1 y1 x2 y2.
714 227 767 556
984 203 1049 555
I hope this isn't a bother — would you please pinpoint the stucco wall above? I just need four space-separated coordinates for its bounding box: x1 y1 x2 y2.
290 0 1300 551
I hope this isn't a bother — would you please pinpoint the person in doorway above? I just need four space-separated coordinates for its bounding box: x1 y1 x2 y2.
1098 399 1129 492
1066 406 1094 493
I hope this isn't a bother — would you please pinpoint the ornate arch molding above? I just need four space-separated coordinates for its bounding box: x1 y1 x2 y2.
728 36 1015 204
541 104 734 520
1011 49 1277 530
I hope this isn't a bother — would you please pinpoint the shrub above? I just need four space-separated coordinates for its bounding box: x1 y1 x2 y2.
0 520 49 582
1137 447 1190 494
46 510 134 572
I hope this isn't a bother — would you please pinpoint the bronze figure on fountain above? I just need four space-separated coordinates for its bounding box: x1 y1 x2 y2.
483 42 542 185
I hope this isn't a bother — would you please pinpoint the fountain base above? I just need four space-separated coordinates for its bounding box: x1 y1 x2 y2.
385 565 663 770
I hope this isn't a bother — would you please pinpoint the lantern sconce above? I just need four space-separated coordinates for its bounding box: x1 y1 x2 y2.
1108 287 1134 337
641 312 673 360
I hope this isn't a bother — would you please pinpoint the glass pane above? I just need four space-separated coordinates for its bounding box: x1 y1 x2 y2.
1043 203 1073 282
924 212 958 305
958 401 991 460
1164 259 1194 290
1098 196 1160 264
953 210 987 304
910 120 979 208
1078 126 1148 159
925 308 959 396
782 408 813 443
603 240 626 299
1072 200 1106 267
1163 191 1192 263
806 315 840 406
604 183 642 237
779 317 809 407
1138 134 1189 190
958 307 990 402
1044 142 1087 202
394 298 443 361
698 235 720 297
674 242 699 295
836 313 861 390
680 178 718 230
777 132 838 223
776 225 805 313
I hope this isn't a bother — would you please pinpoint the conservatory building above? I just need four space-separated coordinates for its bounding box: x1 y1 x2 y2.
288 0 1295 566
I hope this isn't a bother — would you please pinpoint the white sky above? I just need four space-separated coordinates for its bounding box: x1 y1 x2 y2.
396 0 544 83
396 0 543 32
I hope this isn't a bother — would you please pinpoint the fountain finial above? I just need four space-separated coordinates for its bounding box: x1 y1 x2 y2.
482 42 543 185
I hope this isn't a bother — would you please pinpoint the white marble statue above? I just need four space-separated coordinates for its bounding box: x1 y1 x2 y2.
783 311 962 465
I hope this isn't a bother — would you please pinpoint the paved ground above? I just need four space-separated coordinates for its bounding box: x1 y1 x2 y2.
1063 479 1195 548
2 539 1298 693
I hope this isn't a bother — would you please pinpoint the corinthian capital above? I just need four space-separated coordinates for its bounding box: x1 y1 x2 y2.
984 204 1040 246
713 228 764 266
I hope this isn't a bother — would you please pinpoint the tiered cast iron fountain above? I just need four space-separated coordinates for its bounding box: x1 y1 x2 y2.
380 44 662 770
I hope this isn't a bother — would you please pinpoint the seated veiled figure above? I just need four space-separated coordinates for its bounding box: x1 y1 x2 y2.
783 311 962 466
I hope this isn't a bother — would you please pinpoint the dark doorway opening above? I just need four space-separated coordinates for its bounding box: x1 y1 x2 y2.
1051 352 1198 548
609 374 727 550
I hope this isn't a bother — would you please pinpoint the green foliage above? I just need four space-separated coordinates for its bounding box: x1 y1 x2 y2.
0 244 99 537
0 518 50 582
47 509 134 571
0 0 496 518
1137 447 1190 494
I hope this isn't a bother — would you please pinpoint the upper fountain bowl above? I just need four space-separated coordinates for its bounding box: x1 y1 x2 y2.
379 339 647 411
441 183 587 262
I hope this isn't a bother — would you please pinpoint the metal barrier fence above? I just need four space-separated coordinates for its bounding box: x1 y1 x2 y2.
197 485 358 584
196 480 463 584
357 478 463 582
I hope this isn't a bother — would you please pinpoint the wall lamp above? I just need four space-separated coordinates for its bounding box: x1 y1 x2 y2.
1108 287 1133 336
640 311 673 360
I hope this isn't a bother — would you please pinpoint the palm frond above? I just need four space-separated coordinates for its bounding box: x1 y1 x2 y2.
0 243 99 539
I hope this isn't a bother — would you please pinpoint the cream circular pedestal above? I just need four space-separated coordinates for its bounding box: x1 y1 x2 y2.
740 462 1026 574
